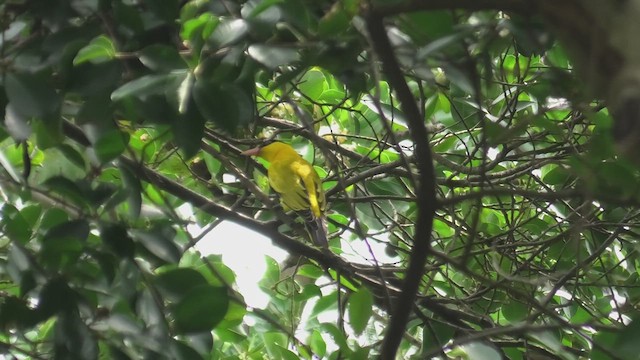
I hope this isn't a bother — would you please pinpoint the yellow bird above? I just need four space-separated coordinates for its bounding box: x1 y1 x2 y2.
242 141 328 246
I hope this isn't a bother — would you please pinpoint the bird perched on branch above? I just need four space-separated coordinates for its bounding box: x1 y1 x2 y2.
242 141 328 247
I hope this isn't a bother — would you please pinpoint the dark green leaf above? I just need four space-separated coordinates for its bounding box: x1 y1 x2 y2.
615 316 640 358
93 130 128 164
42 176 88 209
57 144 86 170
41 220 89 270
170 339 205 360
33 114 63 149
402 11 454 44
172 285 229 334
5 72 61 119
131 228 181 264
318 9 351 38
54 309 98 360
44 219 90 242
183 330 214 356
111 74 175 101
173 94 205 159
247 44 299 69
4 103 31 141
156 268 209 302
118 163 142 219
502 300 528 323
1 204 33 244
208 19 249 48
541 164 572 186
0 296 39 328
138 44 187 71
100 223 135 258
38 278 77 319
192 80 254 131
146 0 179 23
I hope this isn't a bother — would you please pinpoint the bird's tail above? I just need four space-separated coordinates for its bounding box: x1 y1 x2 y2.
297 210 328 247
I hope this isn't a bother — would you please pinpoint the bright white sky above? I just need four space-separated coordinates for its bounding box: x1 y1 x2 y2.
192 217 398 354
193 220 288 308
192 216 393 309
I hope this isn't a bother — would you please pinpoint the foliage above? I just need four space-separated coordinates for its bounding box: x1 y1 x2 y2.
0 0 639 359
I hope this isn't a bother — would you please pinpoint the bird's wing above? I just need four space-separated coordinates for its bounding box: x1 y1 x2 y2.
291 160 324 218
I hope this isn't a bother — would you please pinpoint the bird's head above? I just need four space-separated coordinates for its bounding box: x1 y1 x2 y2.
241 141 292 162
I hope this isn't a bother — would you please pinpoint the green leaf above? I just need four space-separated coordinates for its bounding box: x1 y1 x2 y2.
208 19 249 48
73 35 116 65
181 13 219 43
93 130 127 164
308 329 326 357
138 44 187 71
592 330 617 360
172 285 229 334
4 103 32 141
54 309 98 359
248 44 300 69
111 74 175 101
119 162 142 219
274 345 299 360
298 69 326 100
541 164 572 186
502 300 528 323
170 339 205 360
192 80 254 131
99 223 135 258
442 64 476 96
183 332 214 357
37 278 77 319
33 114 63 149
156 268 209 302
0 296 39 329
57 144 86 170
44 219 90 242
318 8 351 38
348 287 373 335
245 0 284 19
310 291 338 319
615 316 640 359
422 322 455 355
318 323 349 353
41 219 89 270
145 0 179 23
42 176 88 209
173 94 206 159
1 204 33 244
5 72 61 119
131 228 181 264
113 1 144 34
297 264 324 279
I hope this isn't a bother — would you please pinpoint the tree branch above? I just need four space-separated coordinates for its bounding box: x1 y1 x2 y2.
364 10 438 359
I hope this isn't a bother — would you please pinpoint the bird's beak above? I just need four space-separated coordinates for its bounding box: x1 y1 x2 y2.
241 146 261 156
